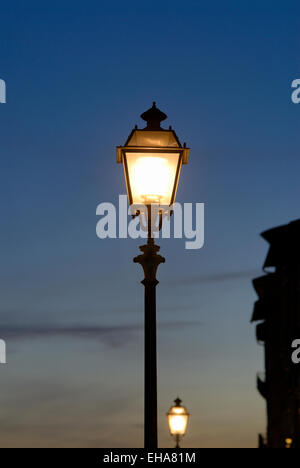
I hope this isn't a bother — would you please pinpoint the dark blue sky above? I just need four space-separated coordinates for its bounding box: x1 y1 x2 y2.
0 0 299 447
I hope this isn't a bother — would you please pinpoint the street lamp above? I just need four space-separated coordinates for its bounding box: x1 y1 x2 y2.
117 102 190 448
167 398 190 448
285 438 293 449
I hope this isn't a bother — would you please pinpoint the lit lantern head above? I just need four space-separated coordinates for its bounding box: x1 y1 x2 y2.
117 102 189 208
167 397 190 438
285 438 293 449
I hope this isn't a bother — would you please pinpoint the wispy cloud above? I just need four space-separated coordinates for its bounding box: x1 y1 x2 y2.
166 269 261 287
0 321 202 348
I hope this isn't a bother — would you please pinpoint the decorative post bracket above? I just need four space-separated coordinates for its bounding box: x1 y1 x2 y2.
134 239 165 284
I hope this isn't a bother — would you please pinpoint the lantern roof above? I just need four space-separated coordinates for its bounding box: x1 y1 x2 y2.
125 102 183 148
167 397 189 414
125 128 181 148
117 103 190 165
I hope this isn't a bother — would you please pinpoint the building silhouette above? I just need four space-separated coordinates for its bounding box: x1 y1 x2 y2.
252 220 300 449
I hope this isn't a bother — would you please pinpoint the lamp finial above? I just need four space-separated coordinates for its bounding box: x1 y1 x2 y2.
140 102 167 130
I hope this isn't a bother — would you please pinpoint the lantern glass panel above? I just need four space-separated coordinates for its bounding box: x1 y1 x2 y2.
167 406 189 436
124 151 180 205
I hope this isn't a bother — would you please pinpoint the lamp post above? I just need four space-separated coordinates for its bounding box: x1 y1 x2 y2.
117 102 190 449
167 398 190 448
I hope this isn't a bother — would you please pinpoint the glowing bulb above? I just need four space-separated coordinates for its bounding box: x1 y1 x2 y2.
169 415 187 434
124 152 180 205
133 157 172 203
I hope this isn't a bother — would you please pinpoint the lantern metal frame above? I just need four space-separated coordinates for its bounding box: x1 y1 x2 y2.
117 102 189 209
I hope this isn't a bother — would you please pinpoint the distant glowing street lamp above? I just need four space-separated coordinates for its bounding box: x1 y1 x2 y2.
167 398 190 448
285 438 293 449
117 103 190 449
